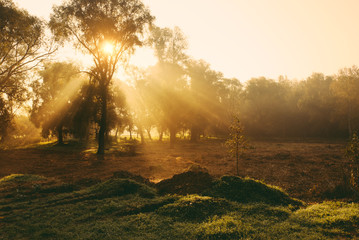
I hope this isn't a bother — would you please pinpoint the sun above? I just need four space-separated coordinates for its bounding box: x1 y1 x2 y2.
102 41 114 55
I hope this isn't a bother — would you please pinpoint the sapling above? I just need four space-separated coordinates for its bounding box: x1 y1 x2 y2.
225 115 249 176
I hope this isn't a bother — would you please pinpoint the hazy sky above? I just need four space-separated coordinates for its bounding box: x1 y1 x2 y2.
13 0 359 81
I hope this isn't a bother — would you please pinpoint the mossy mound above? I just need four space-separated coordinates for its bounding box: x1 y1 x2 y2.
204 176 303 206
0 174 46 184
157 195 231 221
112 170 153 186
86 178 156 198
196 215 254 240
156 171 214 195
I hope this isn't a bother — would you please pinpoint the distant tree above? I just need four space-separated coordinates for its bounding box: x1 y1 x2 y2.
297 73 337 137
225 115 249 176
30 61 83 144
186 59 223 141
0 0 54 141
241 77 290 137
50 0 153 154
331 66 359 137
214 77 243 136
148 26 188 148
346 133 359 193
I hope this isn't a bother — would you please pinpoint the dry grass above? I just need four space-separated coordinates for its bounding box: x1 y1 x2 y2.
0 139 349 202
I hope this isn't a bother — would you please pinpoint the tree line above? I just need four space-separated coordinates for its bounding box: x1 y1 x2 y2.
1 0 359 153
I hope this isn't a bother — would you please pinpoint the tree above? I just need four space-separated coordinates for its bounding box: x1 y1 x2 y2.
297 73 337 137
241 77 291 137
225 115 249 176
331 66 359 137
148 26 188 148
0 0 54 141
215 77 243 136
186 59 223 141
30 61 83 144
50 0 153 154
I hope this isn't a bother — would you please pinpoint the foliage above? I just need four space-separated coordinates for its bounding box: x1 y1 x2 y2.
30 61 83 143
346 133 359 192
50 0 153 154
225 115 249 175
331 66 359 137
146 26 189 147
0 0 53 141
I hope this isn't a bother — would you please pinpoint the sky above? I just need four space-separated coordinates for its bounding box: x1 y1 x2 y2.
13 0 359 81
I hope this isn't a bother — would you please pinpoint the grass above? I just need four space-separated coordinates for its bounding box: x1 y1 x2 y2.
1 173 358 239
204 175 303 207
0 174 46 184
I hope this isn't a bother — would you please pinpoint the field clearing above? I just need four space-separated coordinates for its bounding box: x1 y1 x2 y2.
0 139 348 202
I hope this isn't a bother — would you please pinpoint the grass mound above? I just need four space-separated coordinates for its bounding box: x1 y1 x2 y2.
204 175 302 206
157 195 231 221
0 174 46 184
292 201 359 232
112 170 153 186
196 215 254 240
86 178 156 198
156 171 214 195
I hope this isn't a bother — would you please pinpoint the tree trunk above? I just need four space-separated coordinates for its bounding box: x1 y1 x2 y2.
169 127 176 148
158 128 163 142
137 124 146 145
97 84 107 155
190 127 199 142
57 123 64 145
146 128 152 140
115 127 119 142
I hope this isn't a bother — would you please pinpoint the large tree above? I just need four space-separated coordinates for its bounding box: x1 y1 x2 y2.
0 0 53 141
148 26 188 147
50 0 153 154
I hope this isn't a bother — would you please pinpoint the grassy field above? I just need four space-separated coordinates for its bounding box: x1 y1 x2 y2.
0 139 358 239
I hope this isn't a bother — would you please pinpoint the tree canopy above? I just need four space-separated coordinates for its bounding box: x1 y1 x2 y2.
50 0 153 154
0 0 53 141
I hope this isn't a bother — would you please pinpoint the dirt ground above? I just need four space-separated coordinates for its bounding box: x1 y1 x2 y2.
0 139 349 202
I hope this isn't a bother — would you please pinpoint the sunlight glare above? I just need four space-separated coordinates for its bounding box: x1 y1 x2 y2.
102 42 114 55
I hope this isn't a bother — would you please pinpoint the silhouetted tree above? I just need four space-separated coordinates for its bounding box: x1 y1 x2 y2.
331 66 359 137
50 0 153 154
31 61 83 144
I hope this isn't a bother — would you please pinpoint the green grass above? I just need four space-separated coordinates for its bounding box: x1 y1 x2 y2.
0 174 358 239
0 174 46 184
204 175 303 207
